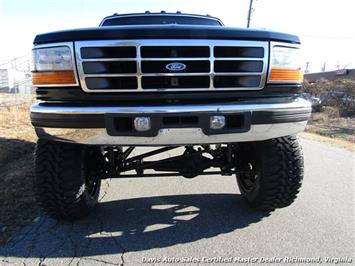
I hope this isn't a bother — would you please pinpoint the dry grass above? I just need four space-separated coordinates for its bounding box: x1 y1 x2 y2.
0 104 37 141
0 93 35 107
306 112 355 143
0 102 39 245
300 132 355 151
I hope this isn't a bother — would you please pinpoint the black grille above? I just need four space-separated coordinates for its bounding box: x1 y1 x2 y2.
141 60 210 73
142 76 210 89
162 116 199 126
78 41 267 92
214 76 261 88
85 77 137 90
214 61 263 73
83 62 137 74
81 47 136 59
214 47 264 58
141 46 210 58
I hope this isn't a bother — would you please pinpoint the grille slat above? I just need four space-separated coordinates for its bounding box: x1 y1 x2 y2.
142 73 214 77
214 46 264 58
85 77 137 90
142 76 210 89
214 75 262 88
141 46 210 58
81 47 136 59
142 60 210 73
84 74 137 77
140 57 211 61
82 61 137 74
82 58 140 62
214 60 263 73
76 40 268 92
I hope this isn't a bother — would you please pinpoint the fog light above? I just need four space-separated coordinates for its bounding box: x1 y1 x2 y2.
210 115 225 129
134 117 151 132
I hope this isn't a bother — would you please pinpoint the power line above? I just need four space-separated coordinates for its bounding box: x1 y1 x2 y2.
0 55 29 66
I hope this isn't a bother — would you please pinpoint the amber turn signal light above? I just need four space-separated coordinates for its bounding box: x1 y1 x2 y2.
269 68 303 83
32 71 76 85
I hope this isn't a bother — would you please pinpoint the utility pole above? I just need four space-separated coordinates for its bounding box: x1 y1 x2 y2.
321 62 326 72
304 62 310 74
247 0 254 28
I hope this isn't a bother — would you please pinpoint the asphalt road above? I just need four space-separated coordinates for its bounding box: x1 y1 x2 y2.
0 138 354 265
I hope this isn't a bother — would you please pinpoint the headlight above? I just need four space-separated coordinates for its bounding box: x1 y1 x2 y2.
31 44 78 86
268 43 303 83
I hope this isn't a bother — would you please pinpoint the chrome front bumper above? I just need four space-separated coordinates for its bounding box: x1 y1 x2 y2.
31 98 311 146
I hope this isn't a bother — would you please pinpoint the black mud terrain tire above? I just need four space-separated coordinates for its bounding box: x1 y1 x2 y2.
236 135 304 210
34 140 101 220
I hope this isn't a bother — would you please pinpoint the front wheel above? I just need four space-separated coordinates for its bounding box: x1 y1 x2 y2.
235 135 304 210
34 140 102 220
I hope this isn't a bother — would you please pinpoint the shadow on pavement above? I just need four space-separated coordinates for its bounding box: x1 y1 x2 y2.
0 137 38 246
0 137 35 167
1 193 270 258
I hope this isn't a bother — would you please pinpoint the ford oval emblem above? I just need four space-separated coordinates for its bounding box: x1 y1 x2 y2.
166 62 186 71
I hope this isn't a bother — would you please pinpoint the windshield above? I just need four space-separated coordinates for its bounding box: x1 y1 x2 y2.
101 15 222 26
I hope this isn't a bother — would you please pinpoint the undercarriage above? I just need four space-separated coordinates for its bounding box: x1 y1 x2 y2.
87 145 247 179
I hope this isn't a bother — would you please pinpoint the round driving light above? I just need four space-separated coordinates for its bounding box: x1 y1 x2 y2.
134 117 151 132
210 115 225 129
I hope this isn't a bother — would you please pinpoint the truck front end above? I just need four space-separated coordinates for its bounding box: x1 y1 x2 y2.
30 12 311 220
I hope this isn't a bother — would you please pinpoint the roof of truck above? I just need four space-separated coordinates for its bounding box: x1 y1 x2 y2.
34 11 300 45
99 12 224 26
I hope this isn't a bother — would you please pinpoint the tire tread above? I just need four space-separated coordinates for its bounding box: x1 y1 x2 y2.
34 140 97 220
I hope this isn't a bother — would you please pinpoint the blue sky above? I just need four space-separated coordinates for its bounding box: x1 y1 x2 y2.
0 0 354 72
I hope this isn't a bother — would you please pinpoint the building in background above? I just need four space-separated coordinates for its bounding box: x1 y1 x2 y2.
0 68 32 94
0 56 32 94
304 69 355 82
0 69 10 93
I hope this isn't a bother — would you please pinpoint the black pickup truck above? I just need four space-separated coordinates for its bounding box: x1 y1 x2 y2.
30 12 311 220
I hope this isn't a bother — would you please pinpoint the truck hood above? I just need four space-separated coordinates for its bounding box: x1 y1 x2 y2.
34 25 300 45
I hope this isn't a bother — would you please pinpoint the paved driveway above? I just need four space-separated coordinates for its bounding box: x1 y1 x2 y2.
0 138 354 265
